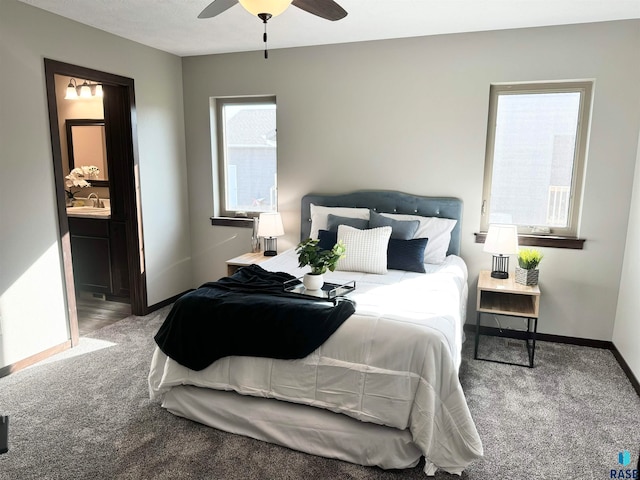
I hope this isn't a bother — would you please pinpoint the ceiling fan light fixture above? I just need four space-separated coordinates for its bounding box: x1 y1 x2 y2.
238 0 293 17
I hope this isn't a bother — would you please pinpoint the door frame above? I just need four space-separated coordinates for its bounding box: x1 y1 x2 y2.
44 59 148 346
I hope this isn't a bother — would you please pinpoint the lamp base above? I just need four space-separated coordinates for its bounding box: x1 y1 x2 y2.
490 270 509 279
263 237 277 256
490 254 510 279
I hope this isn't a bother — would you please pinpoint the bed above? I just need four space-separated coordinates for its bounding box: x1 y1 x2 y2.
148 190 483 476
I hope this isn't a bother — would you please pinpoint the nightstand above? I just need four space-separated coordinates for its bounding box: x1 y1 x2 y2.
226 252 272 276
474 270 541 367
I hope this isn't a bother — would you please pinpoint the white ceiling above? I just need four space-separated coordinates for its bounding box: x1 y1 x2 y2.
18 0 640 57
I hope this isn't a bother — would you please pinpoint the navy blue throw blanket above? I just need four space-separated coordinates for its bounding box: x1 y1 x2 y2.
154 265 356 371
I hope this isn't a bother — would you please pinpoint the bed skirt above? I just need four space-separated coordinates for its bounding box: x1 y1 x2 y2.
162 385 427 472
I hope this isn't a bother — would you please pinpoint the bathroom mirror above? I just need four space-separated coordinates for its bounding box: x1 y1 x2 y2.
66 119 109 186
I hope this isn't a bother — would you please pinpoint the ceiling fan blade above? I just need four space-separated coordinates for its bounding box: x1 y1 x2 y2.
198 0 238 19
292 0 347 21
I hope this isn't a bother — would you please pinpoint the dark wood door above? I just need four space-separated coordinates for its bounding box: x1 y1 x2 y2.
102 83 146 313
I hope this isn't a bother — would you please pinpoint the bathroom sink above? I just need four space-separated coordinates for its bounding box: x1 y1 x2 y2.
66 206 111 218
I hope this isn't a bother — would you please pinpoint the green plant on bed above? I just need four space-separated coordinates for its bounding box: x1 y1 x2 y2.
295 238 346 275
517 248 543 270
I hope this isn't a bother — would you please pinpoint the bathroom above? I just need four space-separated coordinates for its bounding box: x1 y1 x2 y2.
53 73 131 334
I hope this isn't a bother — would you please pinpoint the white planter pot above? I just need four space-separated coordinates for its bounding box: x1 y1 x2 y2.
303 273 324 291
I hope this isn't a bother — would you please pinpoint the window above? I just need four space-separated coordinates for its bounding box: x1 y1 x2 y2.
215 96 277 217
481 82 592 237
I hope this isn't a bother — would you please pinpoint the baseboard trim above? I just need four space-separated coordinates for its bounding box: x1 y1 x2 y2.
610 346 640 398
0 340 72 379
0 290 190 380
466 324 613 349
146 289 192 313
464 324 640 397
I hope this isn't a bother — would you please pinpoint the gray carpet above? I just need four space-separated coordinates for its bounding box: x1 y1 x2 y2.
0 308 638 479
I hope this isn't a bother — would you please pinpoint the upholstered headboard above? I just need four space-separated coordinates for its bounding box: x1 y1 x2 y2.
301 190 463 256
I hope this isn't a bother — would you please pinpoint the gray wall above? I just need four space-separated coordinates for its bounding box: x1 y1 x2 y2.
183 20 640 347
0 0 192 368
613 126 640 382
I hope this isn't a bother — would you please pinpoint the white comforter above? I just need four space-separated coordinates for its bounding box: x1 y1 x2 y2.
149 250 483 474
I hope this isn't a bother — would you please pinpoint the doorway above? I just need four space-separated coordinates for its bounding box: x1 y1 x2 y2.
44 59 148 346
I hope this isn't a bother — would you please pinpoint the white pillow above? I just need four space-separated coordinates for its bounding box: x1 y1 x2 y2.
336 225 392 274
380 213 457 264
309 204 370 239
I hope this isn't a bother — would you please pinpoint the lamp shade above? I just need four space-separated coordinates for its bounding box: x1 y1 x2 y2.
239 0 293 17
79 81 92 98
65 86 78 99
483 224 518 255
257 212 284 238
65 79 78 99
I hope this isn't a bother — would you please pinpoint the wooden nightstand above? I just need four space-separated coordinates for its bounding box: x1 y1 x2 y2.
474 270 541 367
226 252 272 276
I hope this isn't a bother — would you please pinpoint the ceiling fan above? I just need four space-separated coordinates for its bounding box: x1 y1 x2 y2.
198 0 348 58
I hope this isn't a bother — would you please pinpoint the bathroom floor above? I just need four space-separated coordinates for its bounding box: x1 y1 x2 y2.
76 292 131 336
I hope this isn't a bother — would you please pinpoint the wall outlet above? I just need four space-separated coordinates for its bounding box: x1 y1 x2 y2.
0 415 8 454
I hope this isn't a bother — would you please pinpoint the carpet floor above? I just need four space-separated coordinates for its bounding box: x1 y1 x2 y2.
0 307 638 479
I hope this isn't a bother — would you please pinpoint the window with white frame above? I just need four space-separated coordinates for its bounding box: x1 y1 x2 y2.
480 82 592 237
215 96 277 217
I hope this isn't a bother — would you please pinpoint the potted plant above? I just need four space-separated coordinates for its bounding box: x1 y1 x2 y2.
295 238 346 290
515 248 543 286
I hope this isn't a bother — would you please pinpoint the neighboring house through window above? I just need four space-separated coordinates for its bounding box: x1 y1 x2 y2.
214 96 277 217
481 81 593 237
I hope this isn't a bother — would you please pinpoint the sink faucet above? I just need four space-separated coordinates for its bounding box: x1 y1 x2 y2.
87 192 104 208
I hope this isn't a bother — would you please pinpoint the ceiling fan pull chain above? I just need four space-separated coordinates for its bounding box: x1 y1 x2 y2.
257 13 272 59
264 21 268 59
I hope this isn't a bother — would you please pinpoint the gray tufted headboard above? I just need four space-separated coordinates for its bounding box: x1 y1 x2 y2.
301 190 463 256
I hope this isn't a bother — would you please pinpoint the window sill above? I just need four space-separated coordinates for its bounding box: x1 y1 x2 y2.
210 216 255 228
474 232 585 249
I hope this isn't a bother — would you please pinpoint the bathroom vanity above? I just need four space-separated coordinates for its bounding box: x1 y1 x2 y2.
67 210 129 299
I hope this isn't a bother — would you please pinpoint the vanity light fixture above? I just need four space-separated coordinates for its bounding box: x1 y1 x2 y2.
65 78 104 100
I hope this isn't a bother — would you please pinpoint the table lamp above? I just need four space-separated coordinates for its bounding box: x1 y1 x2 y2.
483 224 518 279
257 212 284 256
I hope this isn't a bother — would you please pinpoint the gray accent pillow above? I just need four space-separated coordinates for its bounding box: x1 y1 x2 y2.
369 210 420 240
326 214 370 232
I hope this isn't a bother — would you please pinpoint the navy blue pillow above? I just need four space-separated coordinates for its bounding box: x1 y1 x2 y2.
387 237 429 273
326 214 370 232
317 229 338 251
369 210 419 240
